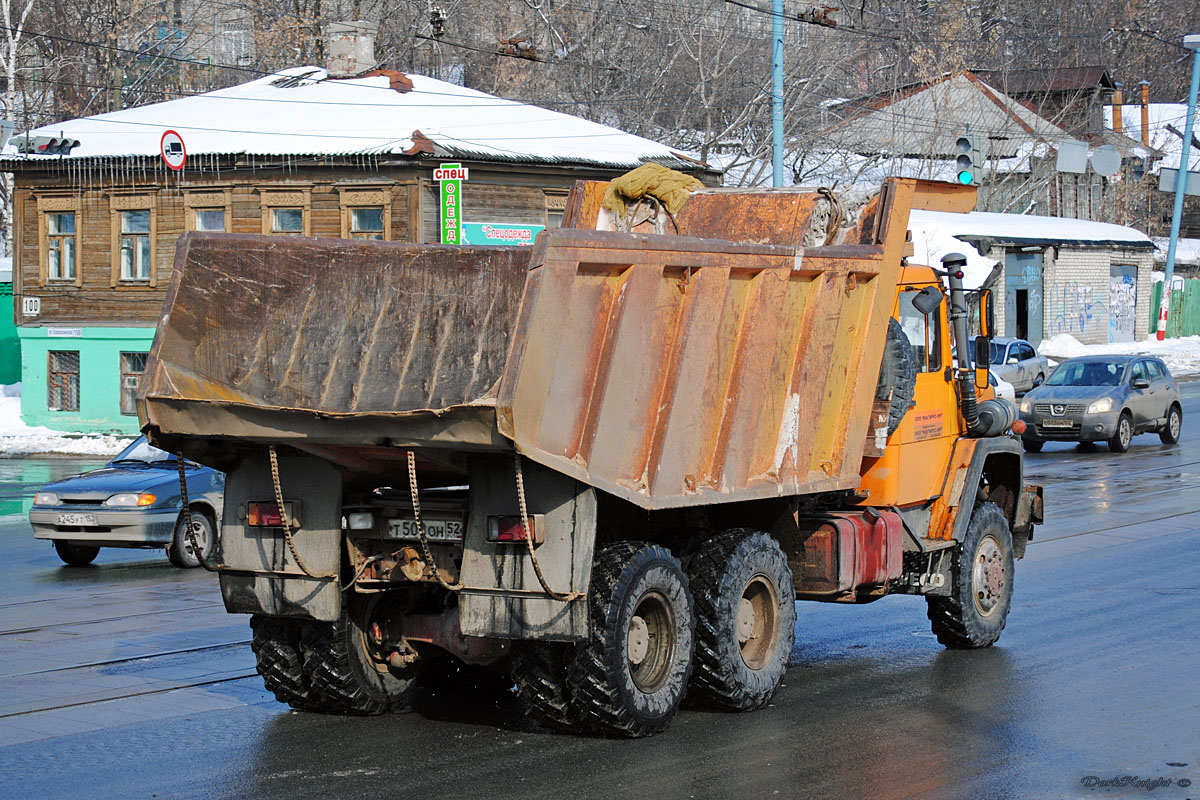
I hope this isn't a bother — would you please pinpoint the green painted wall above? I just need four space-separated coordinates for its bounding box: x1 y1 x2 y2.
18 326 156 434
0 283 18 385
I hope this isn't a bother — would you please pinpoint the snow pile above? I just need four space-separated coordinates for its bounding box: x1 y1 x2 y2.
1038 334 1200 378
0 390 133 457
1151 238 1200 266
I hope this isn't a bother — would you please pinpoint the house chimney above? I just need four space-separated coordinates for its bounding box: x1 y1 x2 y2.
1139 80 1151 147
326 21 378 77
1111 82 1123 135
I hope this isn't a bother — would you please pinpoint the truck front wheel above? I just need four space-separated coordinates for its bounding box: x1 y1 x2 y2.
687 530 796 710
926 502 1014 649
569 542 695 737
301 594 419 715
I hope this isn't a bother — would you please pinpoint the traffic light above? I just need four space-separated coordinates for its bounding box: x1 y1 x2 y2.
954 133 982 186
15 135 80 155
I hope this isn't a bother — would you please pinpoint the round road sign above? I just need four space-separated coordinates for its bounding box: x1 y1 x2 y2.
161 130 187 171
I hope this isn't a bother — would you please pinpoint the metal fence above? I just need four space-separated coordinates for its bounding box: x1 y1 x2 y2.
1149 279 1200 338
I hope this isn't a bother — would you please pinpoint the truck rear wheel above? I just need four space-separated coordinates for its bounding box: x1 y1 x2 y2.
569 542 694 738
926 502 1014 649
249 615 326 712
301 594 419 715
512 642 579 732
687 530 796 710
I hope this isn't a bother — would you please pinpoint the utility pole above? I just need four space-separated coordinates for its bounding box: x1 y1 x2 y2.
771 0 784 187
1157 33 1200 341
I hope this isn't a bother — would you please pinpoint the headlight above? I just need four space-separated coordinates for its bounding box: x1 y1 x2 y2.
1019 399 1031 414
1087 397 1113 414
347 511 375 530
34 492 60 506
104 492 157 507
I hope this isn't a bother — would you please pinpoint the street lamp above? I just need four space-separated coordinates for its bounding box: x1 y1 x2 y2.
1157 33 1200 341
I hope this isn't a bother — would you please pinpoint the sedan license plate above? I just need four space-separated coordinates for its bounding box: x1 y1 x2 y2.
1041 418 1074 428
57 513 97 526
387 516 464 542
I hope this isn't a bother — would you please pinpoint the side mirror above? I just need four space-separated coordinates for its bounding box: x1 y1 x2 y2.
1007 356 1019 365
973 335 990 389
978 289 994 337
912 285 943 315
1132 378 1150 389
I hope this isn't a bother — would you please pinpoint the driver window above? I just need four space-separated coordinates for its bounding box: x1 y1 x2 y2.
897 290 942 373
1131 361 1147 382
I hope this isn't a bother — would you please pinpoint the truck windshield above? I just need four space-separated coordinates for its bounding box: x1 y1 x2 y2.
1045 361 1125 387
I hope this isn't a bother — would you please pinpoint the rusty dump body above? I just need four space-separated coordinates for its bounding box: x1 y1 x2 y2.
140 178 971 509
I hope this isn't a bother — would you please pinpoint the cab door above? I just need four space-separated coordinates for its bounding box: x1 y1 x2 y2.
1127 360 1155 430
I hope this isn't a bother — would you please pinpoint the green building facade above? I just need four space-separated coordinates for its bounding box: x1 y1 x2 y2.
0 280 18 385
18 326 155 434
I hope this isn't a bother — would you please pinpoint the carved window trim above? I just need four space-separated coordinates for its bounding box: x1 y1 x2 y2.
544 189 568 229
338 187 392 240
259 188 312 236
108 193 158 288
184 188 233 232
36 195 82 288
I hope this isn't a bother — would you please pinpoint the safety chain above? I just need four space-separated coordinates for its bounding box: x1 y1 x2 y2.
513 452 583 602
268 445 338 580
406 450 464 591
177 453 219 573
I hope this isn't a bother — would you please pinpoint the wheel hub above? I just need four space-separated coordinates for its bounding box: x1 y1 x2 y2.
972 535 1006 617
627 591 674 693
738 575 779 671
185 522 207 556
627 615 649 665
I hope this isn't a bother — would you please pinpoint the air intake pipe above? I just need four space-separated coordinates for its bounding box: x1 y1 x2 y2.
943 253 984 436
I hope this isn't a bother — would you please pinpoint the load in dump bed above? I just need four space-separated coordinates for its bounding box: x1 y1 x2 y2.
140 172 1041 737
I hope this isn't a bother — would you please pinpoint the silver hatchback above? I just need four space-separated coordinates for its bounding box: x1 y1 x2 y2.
1018 355 1182 452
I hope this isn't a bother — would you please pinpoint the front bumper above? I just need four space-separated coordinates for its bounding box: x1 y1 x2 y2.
30 507 179 548
1019 408 1122 442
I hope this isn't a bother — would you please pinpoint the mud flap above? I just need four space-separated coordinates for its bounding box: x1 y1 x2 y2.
217 451 343 621
1012 483 1043 559
459 457 596 642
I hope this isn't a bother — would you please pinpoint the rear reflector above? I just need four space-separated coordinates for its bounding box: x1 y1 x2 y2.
247 501 293 527
487 515 544 544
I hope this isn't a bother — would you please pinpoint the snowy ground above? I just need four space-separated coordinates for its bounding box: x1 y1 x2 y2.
0 386 133 458
1038 334 1200 378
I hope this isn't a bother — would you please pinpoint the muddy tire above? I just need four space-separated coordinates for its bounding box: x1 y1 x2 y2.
1108 412 1133 453
167 511 213 569
54 540 99 566
876 317 917 435
301 595 418 715
1160 404 1182 445
249 615 326 712
569 541 694 738
926 502 1014 649
512 642 579 732
687 530 796 711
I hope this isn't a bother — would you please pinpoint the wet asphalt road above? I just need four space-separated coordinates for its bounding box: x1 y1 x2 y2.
1 385 1199 800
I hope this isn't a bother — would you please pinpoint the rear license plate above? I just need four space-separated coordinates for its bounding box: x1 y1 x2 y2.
1041 418 1074 428
57 513 97 526
387 517 464 542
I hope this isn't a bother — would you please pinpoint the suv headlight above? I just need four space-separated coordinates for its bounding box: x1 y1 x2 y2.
1087 397 1113 414
104 492 157 507
1019 398 1031 414
34 491 60 506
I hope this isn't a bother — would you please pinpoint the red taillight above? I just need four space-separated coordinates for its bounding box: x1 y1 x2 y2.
247 501 290 527
487 515 543 544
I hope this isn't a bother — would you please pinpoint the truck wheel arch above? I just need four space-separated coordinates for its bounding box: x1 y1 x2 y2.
950 438 1024 543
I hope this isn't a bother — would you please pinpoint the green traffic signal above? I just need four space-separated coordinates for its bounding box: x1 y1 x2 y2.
957 171 973 185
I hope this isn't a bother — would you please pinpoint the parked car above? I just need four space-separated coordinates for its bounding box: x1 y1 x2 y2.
990 337 1051 394
988 369 1016 404
1018 355 1182 452
29 436 224 567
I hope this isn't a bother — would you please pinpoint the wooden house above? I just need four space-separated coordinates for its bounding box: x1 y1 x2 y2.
2 66 713 433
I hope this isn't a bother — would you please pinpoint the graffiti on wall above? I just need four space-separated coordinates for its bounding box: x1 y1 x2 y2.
1048 282 1094 335
1109 273 1136 343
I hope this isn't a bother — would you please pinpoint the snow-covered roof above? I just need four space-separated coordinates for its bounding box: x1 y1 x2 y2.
1105 103 1200 173
1152 237 1200 265
908 210 1154 290
0 66 701 171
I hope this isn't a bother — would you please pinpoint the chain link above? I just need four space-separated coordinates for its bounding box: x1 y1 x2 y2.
406 449 464 591
268 445 338 580
176 453 219 573
513 452 583 602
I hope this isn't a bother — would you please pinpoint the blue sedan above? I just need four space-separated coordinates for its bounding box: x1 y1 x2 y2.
29 436 225 567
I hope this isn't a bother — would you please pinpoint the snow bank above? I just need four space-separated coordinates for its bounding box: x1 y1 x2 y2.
0 391 133 457
1038 334 1200 378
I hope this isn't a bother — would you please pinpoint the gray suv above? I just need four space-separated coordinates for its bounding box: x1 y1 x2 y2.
1018 355 1182 452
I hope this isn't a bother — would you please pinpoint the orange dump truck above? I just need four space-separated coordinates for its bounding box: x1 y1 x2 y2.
139 175 1041 737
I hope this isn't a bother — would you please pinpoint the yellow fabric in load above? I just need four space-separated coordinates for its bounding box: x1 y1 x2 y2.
602 163 704 217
